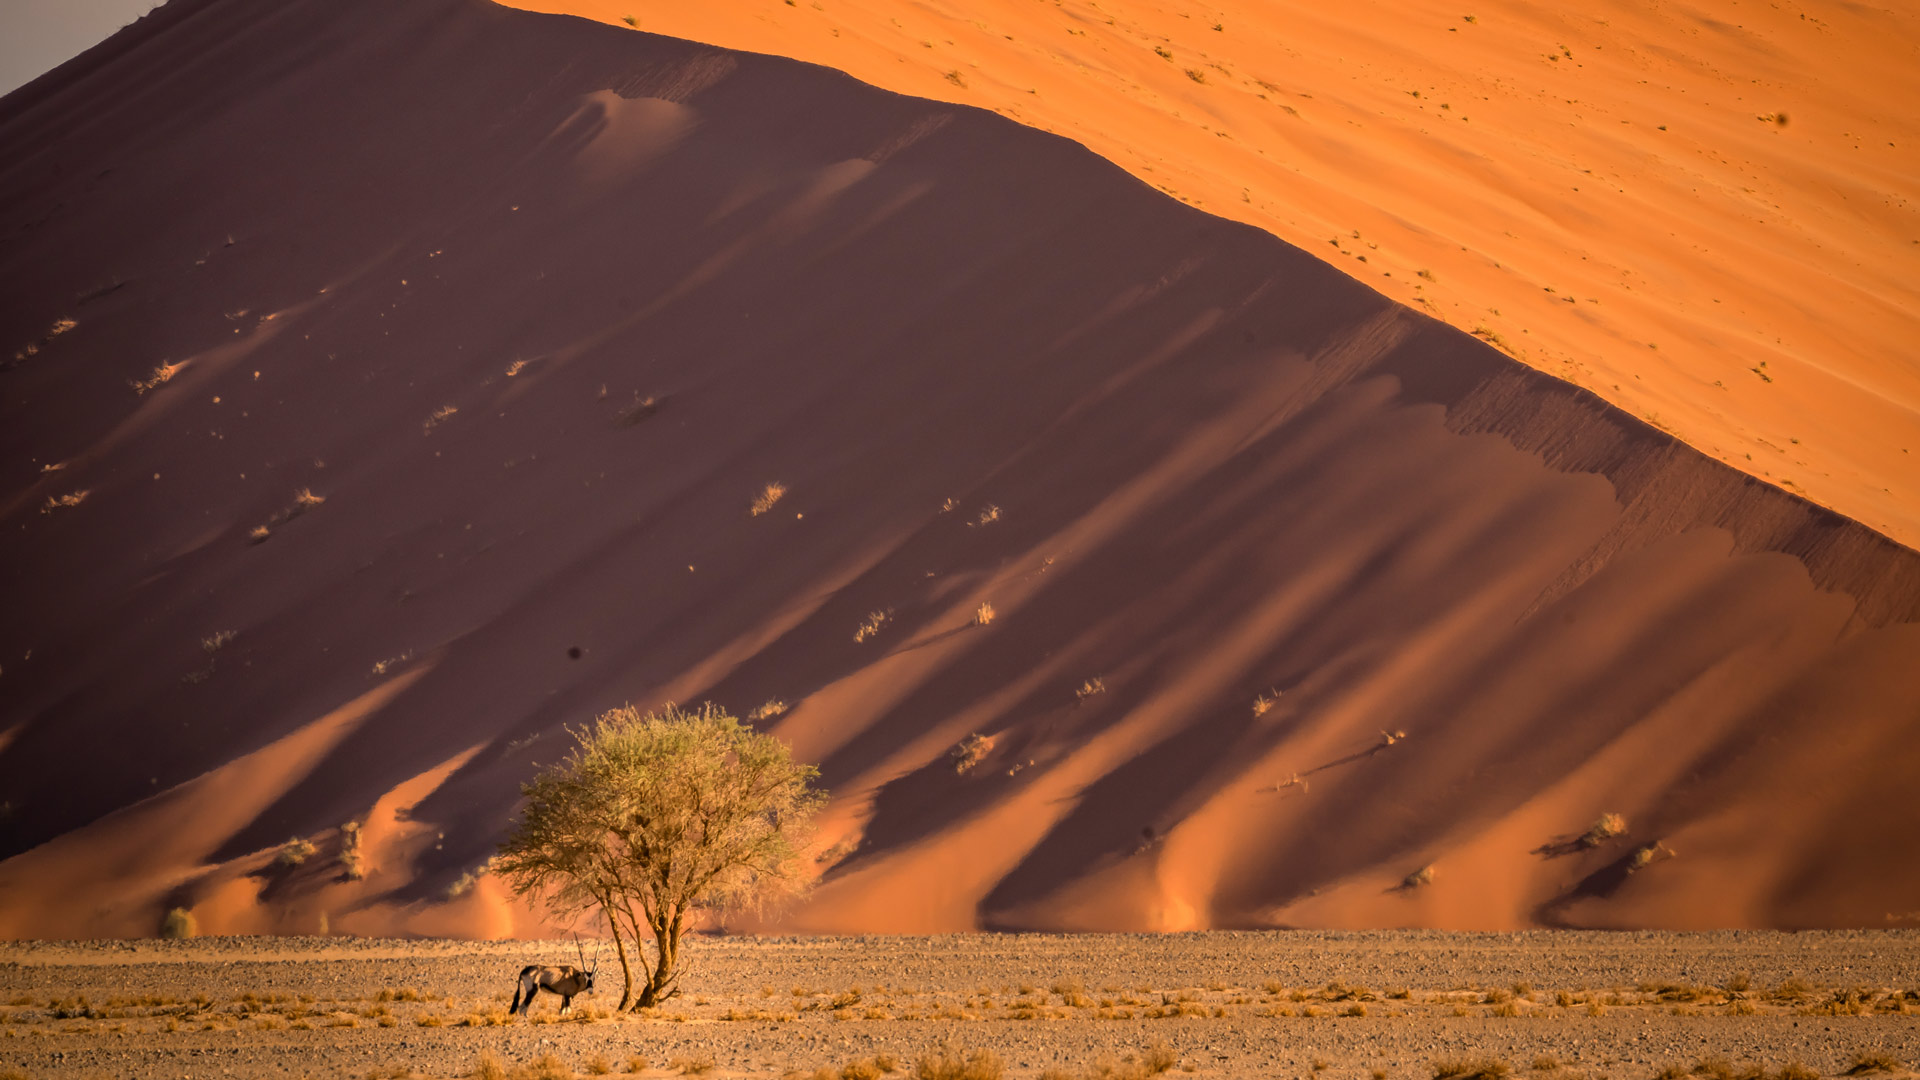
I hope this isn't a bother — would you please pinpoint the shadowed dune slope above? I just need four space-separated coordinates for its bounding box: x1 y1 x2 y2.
0 0 1916 938
517 0 1920 550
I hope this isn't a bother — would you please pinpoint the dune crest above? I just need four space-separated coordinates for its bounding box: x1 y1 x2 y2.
0 0 1915 937
514 0 1920 548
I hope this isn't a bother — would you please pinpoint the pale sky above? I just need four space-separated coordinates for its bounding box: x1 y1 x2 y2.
1 0 166 97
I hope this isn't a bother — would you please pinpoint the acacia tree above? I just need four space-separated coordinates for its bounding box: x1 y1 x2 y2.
495 702 824 1009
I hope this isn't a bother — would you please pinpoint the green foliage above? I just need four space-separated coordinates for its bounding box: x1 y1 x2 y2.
496 702 825 1009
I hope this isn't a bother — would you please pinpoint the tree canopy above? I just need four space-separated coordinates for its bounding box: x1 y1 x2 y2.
495 702 824 1008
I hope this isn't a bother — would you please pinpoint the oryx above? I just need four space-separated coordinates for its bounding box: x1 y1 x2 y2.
509 936 599 1018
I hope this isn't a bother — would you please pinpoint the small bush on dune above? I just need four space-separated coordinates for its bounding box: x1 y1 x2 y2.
160 907 197 939
950 733 994 774
1845 1055 1903 1075
751 482 787 516
1581 812 1627 847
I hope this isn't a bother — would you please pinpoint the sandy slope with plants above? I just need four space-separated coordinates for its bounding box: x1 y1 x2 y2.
512 0 1920 548
1 0 1919 939
2 933 1918 1079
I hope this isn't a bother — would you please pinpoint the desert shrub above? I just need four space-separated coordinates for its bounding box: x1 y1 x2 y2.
669 1059 714 1076
1403 865 1435 889
1775 1065 1819 1080
1627 842 1673 872
1771 978 1814 1003
751 482 787 516
950 734 994 774
854 610 892 643
1844 1054 1902 1075
1533 1058 1560 1072
974 602 995 626
277 837 317 866
915 1045 1003 1080
1580 812 1627 847
471 1055 508 1080
528 1055 575 1080
160 907 197 939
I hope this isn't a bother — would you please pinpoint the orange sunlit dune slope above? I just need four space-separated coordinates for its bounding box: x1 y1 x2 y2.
517 0 1920 547
1 0 1917 938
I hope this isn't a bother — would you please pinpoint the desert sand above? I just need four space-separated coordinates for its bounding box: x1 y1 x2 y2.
0 0 1917 940
3 932 1918 1079
510 0 1920 548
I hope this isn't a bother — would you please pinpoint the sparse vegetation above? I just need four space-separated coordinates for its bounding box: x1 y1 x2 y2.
1628 841 1675 872
1581 812 1627 847
1075 677 1106 702
614 394 660 426
974 601 996 626
277 837 318 866
41 489 89 513
749 699 790 722
160 907 197 939
340 820 365 879
1403 864 1436 889
131 360 188 395
854 610 893 643
423 404 458 432
951 733 994 774
972 505 1001 527
915 1044 1003 1080
1251 691 1280 716
751 482 788 516
1845 1055 1902 1076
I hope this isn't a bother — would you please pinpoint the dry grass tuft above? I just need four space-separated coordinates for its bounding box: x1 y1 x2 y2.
915 1044 1003 1080
132 360 189 394
670 1058 715 1076
1251 691 1280 716
160 907 197 939
751 482 788 516
972 505 1001 527
1075 677 1107 702
1580 812 1628 847
1403 864 1435 889
277 837 318 866
423 404 458 432
41 490 89 513
749 699 790 722
1844 1054 1903 1075
974 601 996 626
854 609 892 643
1628 842 1675 872
950 733 994 774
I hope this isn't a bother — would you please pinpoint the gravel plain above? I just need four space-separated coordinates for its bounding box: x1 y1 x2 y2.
0 932 1916 1080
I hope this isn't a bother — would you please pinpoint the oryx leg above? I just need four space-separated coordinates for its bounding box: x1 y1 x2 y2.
559 994 573 1016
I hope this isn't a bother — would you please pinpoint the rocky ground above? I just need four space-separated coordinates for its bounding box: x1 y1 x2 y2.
0 932 1915 1080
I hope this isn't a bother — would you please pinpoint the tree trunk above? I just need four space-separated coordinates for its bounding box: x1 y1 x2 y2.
603 905 635 1010
636 909 679 1009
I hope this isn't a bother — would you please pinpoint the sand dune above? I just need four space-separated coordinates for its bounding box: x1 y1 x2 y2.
512 0 1920 549
0 0 1915 938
